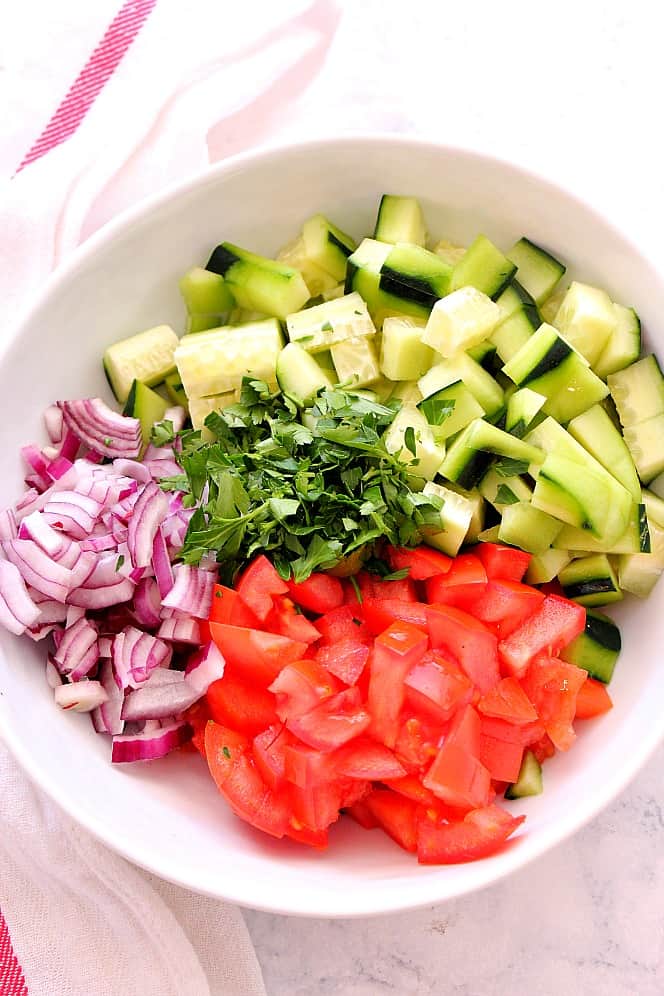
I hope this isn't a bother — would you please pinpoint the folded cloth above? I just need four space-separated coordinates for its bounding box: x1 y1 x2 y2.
0 1 343 993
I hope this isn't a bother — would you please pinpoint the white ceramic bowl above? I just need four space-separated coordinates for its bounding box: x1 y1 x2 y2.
1 137 663 917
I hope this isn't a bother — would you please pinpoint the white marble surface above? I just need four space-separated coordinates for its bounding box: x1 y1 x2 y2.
3 1 664 992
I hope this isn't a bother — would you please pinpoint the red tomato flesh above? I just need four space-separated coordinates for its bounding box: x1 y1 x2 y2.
361 597 429 636
316 638 370 685
368 621 429 748
425 553 488 609
209 584 260 628
477 543 531 582
521 656 587 751
427 604 500 693
385 544 453 580
235 555 289 622
206 673 278 737
269 659 340 721
479 734 524 783
209 621 307 686
417 804 525 864
404 652 474 724
498 595 586 678
286 573 345 614
286 687 372 752
477 676 539 725
365 790 419 853
575 677 613 719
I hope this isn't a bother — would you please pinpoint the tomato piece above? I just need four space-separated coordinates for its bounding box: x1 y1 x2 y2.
446 704 482 756
235 555 289 622
289 782 343 832
206 673 278 736
345 799 379 829
284 742 337 787
204 721 290 838
498 595 586 678
365 790 419 852
337 777 371 809
404 651 474 724
469 580 545 638
286 572 345 614
354 571 417 602
387 774 439 807
479 734 524 782
334 738 407 781
477 543 531 582
385 545 453 580
575 677 613 719
316 638 370 685
425 553 488 609
423 741 491 811
531 733 556 764
209 621 308 686
417 804 525 864
315 605 368 644
478 676 539 725
479 716 546 746
208 584 260 629
269 659 340 721
427 604 500 693
252 725 291 790
287 687 371 751
285 823 329 848
264 597 321 644
394 715 442 770
521 656 587 751
362 598 428 636
183 700 211 757
368 621 429 748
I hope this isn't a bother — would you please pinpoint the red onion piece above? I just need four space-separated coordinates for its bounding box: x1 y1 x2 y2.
46 456 74 482
144 459 182 479
0 560 41 635
152 527 174 598
80 533 117 553
111 719 191 763
55 680 108 712
58 429 80 462
2 538 72 602
185 641 225 696
162 564 215 619
127 482 169 569
18 511 67 557
112 626 171 689
98 636 113 657
53 616 98 677
91 659 124 735
121 670 200 722
45 655 62 688
112 459 151 484
0 508 17 542
157 617 201 644
133 577 162 628
34 598 68 626
44 404 64 444
59 399 142 459
43 491 103 540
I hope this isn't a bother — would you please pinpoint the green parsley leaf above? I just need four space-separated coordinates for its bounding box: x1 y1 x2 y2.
494 457 530 478
222 746 231 759
115 554 125 571
151 419 175 446
321 320 333 332
419 395 456 426
404 426 417 457
495 484 519 505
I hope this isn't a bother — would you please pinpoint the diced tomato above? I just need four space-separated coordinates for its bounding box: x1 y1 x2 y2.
531 733 556 764
417 804 525 864
289 781 343 832
479 734 524 782
477 543 531 582
521 656 587 751
353 571 417 602
575 677 613 719
269 659 340 721
394 715 442 770
315 605 368 645
316 638 370 685
284 742 336 787
345 799 379 829
470 580 545 638
386 774 438 807
206 673 278 736
365 789 419 852
334 738 407 781
285 823 329 848
204 721 290 838
209 621 308 686
286 687 372 751
252 725 291 790
427 604 500 693
498 595 586 678
423 740 491 811
264 597 321 644
446 704 482 756
362 598 428 636
385 544 453 580
235 555 289 622
209 584 261 628
480 716 545 746
368 621 429 748
425 553 488 609
183 700 211 757
478 676 539 725
286 572 345 614
404 651 474 724
337 776 371 809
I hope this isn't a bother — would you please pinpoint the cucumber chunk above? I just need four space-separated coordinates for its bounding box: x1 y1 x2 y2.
189 392 239 433
276 235 339 297
179 267 234 317
449 234 516 299
419 353 505 417
593 304 641 380
532 452 631 544
276 343 334 406
558 553 622 606
553 281 617 366
302 214 357 282
498 502 563 554
560 610 621 683
174 319 283 399
373 195 426 246
380 317 433 380
623 415 664 483
206 243 310 319
507 238 566 306
505 750 543 799
164 371 188 410
525 547 572 585
381 243 452 306
287 292 375 352
607 354 664 427
567 404 641 502
417 380 485 442
123 380 169 449
422 287 502 357
617 518 664 596
479 468 534 510
490 300 541 363
103 324 179 405
439 418 544 491
383 406 445 482
554 502 648 555
345 239 429 325
186 315 225 334
467 340 498 372
505 388 546 438
331 336 381 388
433 239 466 266
420 481 474 556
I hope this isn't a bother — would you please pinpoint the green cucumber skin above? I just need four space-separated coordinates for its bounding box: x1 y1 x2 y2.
585 613 621 653
455 450 495 491
563 577 618 599
328 230 353 257
379 268 437 308
521 339 573 386
206 245 239 276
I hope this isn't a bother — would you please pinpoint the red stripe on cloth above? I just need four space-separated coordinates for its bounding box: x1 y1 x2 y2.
17 0 157 172
0 909 28 996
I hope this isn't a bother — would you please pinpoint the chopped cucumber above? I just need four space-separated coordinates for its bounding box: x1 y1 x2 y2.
623 415 664 483
421 481 474 556
422 287 502 357
525 547 572 585
123 380 169 449
381 243 452 306
553 281 617 366
558 553 622 607
286 292 375 352
186 315 225 334
642 488 664 529
490 298 541 363
380 317 433 380
467 340 498 372
345 239 428 325
567 404 641 502
276 235 339 297
419 353 505 417
179 267 234 317
433 239 466 266
498 502 564 555
445 484 486 543
505 388 546 438
417 380 485 442
439 418 544 491
479 468 534 510
560 610 621 683
301 214 357 282
174 319 283 399
617 518 664 596
554 502 648 555
449 234 516 299
507 238 566 306
331 336 381 388
188 391 238 431
593 304 641 380
164 371 188 410
383 406 445 482
276 343 333 406
206 243 309 319
103 324 179 405
532 452 631 544
607 354 664 427
505 750 543 799
373 195 426 246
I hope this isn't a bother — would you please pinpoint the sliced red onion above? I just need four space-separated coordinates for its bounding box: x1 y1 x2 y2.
27 622 60 641
80 533 117 553
43 446 60 462
0 508 17 542
133 577 162 628
59 399 142 459
157 617 201 644
66 552 135 609
2 539 72 602
111 719 191 763
46 655 62 688
55 680 108 712
151 526 174 598
53 616 98 677
0 560 41 635
44 404 64 444
164 406 186 432
112 459 151 484
67 550 98 591
98 636 113 657
58 428 80 462
143 444 175 461
128 482 169 569
198 553 219 573
52 627 64 649
185 641 225 696
91 659 124 735
46 456 74 482
43 491 102 540
66 604 85 628
112 626 171 689
162 564 215 619
121 669 200 722
34 598 68 626
19 511 68 558
144 459 182 479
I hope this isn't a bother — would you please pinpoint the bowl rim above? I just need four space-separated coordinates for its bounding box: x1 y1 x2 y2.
2 133 664 917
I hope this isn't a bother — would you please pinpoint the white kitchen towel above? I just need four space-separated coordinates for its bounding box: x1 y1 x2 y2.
0 1 343 994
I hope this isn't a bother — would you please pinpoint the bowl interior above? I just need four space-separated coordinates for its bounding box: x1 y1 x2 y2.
1 138 663 916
